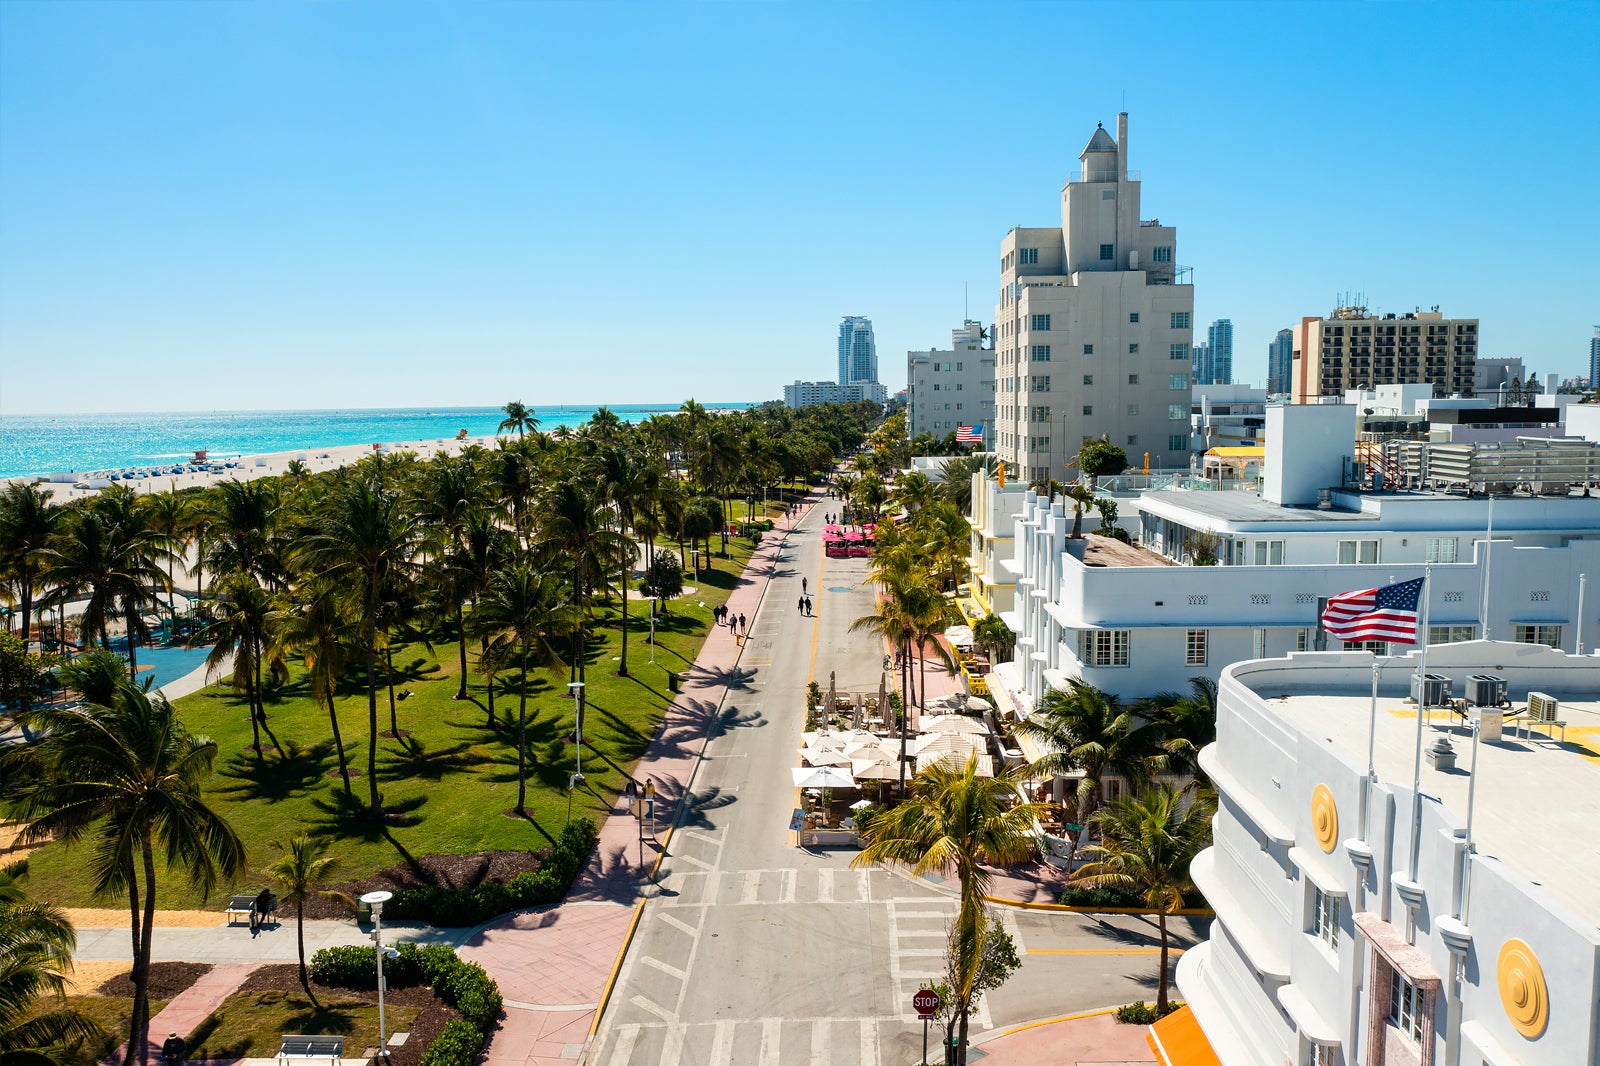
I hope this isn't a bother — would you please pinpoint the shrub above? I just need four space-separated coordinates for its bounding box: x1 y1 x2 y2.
419 1019 483 1066
1115 999 1179 1024
1056 884 1206 910
308 943 426 989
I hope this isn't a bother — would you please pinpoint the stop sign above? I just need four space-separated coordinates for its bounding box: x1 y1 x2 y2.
913 988 941 1019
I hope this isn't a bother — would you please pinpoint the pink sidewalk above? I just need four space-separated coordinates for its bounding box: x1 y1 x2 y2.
971 1010 1155 1065
102 963 259 1066
460 494 817 1066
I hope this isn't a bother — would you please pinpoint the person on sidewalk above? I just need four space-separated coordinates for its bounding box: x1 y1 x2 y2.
804 596 812 616
801 577 808 595
251 887 277 932
162 1033 187 1066
797 595 805 613
738 613 747 636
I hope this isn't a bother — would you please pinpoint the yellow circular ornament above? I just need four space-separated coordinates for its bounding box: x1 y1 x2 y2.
1497 939 1548 1038
1310 784 1338 853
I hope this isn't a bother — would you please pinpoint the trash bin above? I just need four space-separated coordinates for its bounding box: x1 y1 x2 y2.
668 672 680 693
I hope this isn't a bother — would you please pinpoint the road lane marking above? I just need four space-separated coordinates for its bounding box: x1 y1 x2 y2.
675 852 715 871
657 911 699 938
818 867 834 903
630 994 676 1024
759 1018 781 1066
641 956 687 980
809 1017 831 1062
859 869 872 902
1024 947 1184 955
859 1019 878 1066
709 1020 734 1066
780 868 797 904
659 1023 685 1066
606 1024 640 1064
741 870 761 905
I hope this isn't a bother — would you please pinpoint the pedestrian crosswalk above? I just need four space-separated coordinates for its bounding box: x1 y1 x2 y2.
658 865 880 908
884 897 989 1028
590 1015 891 1066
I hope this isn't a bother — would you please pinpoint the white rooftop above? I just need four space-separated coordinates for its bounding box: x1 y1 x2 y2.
1255 667 1600 927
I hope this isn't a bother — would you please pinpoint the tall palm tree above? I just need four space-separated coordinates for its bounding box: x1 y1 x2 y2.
263 836 354 1006
533 477 629 699
270 589 354 793
447 513 514 725
201 479 284 590
0 482 61 711
91 490 178 681
1016 680 1170 850
589 443 655 677
9 682 244 1066
0 859 105 1066
413 453 491 699
474 559 568 813
498 401 537 439
140 490 192 628
1071 784 1215 1011
853 756 1044 1064
193 572 280 758
295 477 423 817
849 586 920 792
1140 676 1217 781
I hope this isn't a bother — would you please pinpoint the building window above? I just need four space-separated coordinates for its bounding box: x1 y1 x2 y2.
1128 373 1139 385
1031 376 1051 391
1171 311 1191 329
955 362 963 371
1344 639 1388 654
1168 434 1186 451
1031 314 1051 330
1129 312 1140 323
1032 406 1052 422
1425 537 1457 563
1019 248 1038 265
1389 973 1425 1042
1296 629 1312 651
1127 404 1139 416
1080 630 1130 667
1170 343 1189 361
1253 628 1267 659
1255 540 1285 565
1309 1044 1337 1066
1083 374 1094 386
1099 243 1114 260
1129 343 1139 354
1185 630 1208 666
1337 540 1379 565
1311 886 1340 948
1082 405 1094 416
1170 374 1188 390
1083 344 1094 356
1514 624 1562 647
1152 246 1173 263
1168 404 1186 420
1032 344 1051 361
1127 435 1138 446
1429 625 1475 644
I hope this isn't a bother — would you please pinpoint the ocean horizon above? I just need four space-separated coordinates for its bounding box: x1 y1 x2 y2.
0 403 758 480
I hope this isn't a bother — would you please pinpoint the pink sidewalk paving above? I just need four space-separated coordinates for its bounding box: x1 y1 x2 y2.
102 963 260 1066
458 494 819 1066
970 1010 1155 1065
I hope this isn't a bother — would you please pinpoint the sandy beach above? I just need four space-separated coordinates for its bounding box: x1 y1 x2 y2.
5 433 506 503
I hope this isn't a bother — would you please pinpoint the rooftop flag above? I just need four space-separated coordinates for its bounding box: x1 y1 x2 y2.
955 424 983 444
1320 578 1423 644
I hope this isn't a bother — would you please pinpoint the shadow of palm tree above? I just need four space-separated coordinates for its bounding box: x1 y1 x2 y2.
705 704 765 739
305 789 430 841
685 662 759 691
377 736 478 782
214 740 334 802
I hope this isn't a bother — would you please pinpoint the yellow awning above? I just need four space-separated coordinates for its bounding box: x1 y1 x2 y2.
1205 446 1264 458
1146 1006 1223 1066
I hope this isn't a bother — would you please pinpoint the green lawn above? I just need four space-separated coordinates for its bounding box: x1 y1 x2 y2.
28 996 167 1066
25 537 761 909
185 989 420 1060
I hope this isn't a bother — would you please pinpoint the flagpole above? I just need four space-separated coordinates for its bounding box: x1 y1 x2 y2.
1479 495 1494 641
1407 567 1433 881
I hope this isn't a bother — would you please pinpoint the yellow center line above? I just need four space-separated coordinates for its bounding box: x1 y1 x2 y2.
1024 947 1184 956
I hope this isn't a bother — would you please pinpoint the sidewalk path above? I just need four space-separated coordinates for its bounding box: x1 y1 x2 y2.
71 918 470 963
459 494 818 1066
103 962 260 1066
969 1010 1155 1065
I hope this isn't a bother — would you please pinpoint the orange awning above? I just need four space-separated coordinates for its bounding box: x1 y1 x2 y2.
1146 1006 1223 1066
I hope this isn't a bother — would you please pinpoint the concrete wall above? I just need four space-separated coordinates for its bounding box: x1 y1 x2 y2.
1265 403 1356 505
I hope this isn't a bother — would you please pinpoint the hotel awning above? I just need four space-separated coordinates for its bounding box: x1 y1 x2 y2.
1145 1005 1223 1066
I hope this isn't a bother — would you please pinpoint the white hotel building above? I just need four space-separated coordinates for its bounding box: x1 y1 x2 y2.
972 403 1600 706
1184 642 1600 1066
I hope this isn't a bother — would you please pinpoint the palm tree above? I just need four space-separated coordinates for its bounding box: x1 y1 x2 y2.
533 477 629 698
0 482 61 711
412 454 491 699
194 572 280 758
140 490 192 627
447 513 514 726
270 589 355 793
1140 676 1217 780
0 859 105 1066
10 681 245 1066
201 479 284 590
295 477 423 818
589 443 655 677
849 587 919 792
1071 783 1215 1011
498 401 538 439
474 559 567 813
1016 680 1170 851
853 756 1044 1064
263 836 354 1006
91 489 179 680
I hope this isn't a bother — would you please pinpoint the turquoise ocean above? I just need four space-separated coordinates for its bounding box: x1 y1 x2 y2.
0 404 755 480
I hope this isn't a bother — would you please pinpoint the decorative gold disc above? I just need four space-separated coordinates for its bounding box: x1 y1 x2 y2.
1497 938 1548 1038
1311 784 1338 853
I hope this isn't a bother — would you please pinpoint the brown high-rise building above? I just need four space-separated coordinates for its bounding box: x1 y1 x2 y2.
1290 306 1478 403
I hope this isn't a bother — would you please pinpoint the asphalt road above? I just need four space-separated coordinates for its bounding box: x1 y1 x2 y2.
587 503 1208 1065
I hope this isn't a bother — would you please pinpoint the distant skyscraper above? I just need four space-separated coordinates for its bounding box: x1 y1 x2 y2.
837 317 878 385
1591 327 1600 388
1207 318 1234 384
1268 329 1294 394
1192 341 1212 386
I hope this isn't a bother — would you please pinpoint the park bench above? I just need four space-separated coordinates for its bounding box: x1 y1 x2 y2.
277 1035 344 1066
224 895 256 925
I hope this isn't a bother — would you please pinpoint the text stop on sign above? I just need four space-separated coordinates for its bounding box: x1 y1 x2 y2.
913 988 941 1019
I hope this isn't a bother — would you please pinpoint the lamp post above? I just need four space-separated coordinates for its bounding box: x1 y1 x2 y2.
568 681 585 777
645 597 658 664
359 890 396 1060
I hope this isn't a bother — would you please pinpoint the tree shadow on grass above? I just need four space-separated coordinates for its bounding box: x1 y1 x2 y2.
305 790 430 846
377 736 478 782
214 740 334 803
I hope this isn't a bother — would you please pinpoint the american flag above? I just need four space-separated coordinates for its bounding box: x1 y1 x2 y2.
1320 578 1423 644
955 424 983 445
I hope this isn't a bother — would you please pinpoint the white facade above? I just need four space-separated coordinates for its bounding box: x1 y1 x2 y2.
908 321 996 438
992 112 1195 484
1184 643 1600 1066
967 468 1027 616
1193 383 1268 451
783 380 886 408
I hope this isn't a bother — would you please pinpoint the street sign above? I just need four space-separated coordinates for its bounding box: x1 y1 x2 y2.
913 988 941 1020
789 808 806 832
1064 822 1084 832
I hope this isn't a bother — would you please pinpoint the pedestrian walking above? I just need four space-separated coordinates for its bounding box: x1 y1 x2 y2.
798 595 805 613
738 613 747 635
162 1034 187 1066
804 596 813 616
727 612 737 634
801 577 808 594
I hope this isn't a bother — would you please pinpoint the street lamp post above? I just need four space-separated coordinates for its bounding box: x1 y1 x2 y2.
359 890 396 1061
645 597 658 664
568 681 585 777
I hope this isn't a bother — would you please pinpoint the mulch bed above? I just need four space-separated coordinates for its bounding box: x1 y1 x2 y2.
236 965 453 1066
96 962 213 1000
301 851 543 919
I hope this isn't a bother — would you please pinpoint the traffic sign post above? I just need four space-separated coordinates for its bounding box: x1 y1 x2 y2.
913 988 941 1064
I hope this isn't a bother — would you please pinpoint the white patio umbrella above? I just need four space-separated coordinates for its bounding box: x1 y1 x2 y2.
916 749 996 776
913 731 985 758
852 693 864 730
920 714 990 736
801 745 853 767
850 757 903 781
963 696 994 713
944 624 975 647
792 765 856 789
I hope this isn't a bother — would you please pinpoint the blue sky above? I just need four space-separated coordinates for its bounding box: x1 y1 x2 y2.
1 1 1596 415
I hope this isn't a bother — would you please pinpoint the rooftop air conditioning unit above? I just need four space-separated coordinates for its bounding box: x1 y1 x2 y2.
1467 674 1507 708
1527 692 1560 722
1317 488 1334 509
1412 672 1452 708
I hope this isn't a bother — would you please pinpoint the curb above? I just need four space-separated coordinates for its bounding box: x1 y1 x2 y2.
586 901 646 1038
969 1004 1121 1046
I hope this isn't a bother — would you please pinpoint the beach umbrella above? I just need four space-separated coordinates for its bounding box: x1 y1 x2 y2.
878 670 887 725
801 746 854 767
920 714 990 736
944 625 976 647
850 757 903 781
963 696 994 714
913 731 984 758
916 749 996 777
792 766 856 789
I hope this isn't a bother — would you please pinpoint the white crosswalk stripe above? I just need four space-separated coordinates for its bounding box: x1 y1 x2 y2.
597 1017 894 1065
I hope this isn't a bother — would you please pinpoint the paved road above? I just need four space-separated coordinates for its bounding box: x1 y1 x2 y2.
587 503 1208 1065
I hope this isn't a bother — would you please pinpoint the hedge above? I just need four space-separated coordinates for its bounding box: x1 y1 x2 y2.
310 942 504 1066
379 817 599 927
1055 884 1206 910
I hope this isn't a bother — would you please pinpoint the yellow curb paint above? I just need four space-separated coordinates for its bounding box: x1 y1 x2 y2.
993 1005 1120 1037
1024 947 1184 956
980 893 1213 917
587 901 646 1038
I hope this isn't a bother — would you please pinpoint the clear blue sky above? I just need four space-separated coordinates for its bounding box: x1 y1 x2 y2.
2 1 1596 415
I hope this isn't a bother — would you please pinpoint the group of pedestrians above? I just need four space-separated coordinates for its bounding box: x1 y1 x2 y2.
796 574 813 616
713 603 749 645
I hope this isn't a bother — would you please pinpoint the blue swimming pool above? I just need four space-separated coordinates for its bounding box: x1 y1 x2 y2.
133 644 216 690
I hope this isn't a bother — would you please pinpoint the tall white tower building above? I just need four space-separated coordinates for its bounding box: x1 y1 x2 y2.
993 113 1195 485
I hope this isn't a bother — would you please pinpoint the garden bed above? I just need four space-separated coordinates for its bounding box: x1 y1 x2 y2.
302 851 543 918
